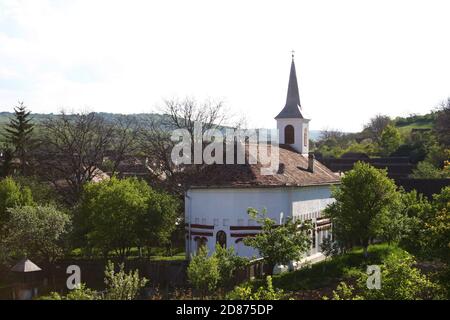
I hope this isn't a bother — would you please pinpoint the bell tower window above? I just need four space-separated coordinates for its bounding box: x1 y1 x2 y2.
285 125 295 144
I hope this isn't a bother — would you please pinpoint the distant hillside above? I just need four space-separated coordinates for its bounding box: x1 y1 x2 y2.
393 113 436 134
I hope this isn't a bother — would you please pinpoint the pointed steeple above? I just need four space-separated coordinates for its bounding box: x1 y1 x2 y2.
275 54 303 119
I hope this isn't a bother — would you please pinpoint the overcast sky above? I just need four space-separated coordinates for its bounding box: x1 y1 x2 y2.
1 0 449 132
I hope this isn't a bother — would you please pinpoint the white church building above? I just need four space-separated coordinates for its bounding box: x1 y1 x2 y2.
185 56 340 262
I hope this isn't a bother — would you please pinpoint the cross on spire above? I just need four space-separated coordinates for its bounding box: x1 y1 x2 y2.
291 50 295 59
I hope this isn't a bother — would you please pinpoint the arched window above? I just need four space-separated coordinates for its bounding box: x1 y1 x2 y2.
285 125 295 144
216 230 227 249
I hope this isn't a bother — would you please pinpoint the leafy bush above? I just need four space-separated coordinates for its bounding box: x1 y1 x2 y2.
227 276 286 300
103 261 148 300
187 246 220 296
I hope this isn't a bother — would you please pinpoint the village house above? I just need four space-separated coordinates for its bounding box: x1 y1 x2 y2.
185 56 341 263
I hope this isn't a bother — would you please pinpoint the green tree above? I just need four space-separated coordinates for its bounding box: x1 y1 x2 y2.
411 161 450 179
6 205 71 263
187 246 220 297
324 162 401 256
0 177 34 264
380 124 402 156
329 251 442 300
244 208 312 275
77 177 151 258
103 261 148 300
137 189 180 255
434 98 450 147
4 102 34 174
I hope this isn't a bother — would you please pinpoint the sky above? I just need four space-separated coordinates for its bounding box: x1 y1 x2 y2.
0 0 450 132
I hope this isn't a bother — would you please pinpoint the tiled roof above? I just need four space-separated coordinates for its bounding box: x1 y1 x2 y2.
187 144 340 188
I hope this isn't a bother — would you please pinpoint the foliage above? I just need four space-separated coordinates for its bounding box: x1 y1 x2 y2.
243 208 312 274
13 175 61 206
324 162 401 255
39 284 97 300
434 98 450 147
40 262 147 300
3 102 34 174
77 177 150 257
411 160 450 179
329 251 443 300
0 177 34 264
77 177 178 259
187 246 220 296
379 124 402 156
6 205 71 263
213 244 249 288
400 187 450 263
227 276 286 300
103 261 148 300
137 188 180 250
272 243 403 291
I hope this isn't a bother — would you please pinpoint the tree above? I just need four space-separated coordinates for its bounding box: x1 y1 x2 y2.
3 102 35 174
411 161 450 179
0 177 34 264
137 188 180 256
324 162 401 256
380 124 402 156
103 261 148 300
434 98 450 147
77 177 151 258
6 205 71 264
38 112 115 202
363 114 392 143
140 97 243 196
243 208 312 275
187 246 220 297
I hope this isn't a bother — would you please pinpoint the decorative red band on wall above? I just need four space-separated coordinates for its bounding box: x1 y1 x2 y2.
186 231 213 237
185 223 215 230
229 226 262 231
230 233 259 238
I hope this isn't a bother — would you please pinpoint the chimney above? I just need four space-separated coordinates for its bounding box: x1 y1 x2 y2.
308 153 315 173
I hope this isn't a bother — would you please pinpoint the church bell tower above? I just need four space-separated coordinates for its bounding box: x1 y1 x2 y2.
275 53 310 155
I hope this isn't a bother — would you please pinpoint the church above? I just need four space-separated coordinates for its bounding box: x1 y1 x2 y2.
185 56 340 264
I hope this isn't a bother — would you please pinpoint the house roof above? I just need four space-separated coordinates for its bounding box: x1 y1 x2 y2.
275 58 304 119
187 144 340 189
11 258 42 273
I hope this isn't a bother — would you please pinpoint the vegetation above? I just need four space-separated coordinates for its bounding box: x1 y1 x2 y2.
40 261 147 300
244 208 312 274
324 162 402 256
76 177 179 259
3 102 34 175
227 276 286 300
187 246 221 297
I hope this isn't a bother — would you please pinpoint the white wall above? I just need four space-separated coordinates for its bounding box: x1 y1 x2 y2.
185 185 335 258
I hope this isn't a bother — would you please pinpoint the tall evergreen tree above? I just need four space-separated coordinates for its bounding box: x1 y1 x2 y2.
4 102 34 174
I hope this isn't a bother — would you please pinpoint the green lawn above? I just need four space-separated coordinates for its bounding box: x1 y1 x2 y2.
271 243 404 292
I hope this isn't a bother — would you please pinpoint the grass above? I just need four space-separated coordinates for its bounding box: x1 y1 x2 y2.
271 243 405 292
68 246 187 262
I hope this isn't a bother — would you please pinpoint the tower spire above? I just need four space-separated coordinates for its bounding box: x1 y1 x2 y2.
275 53 303 119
